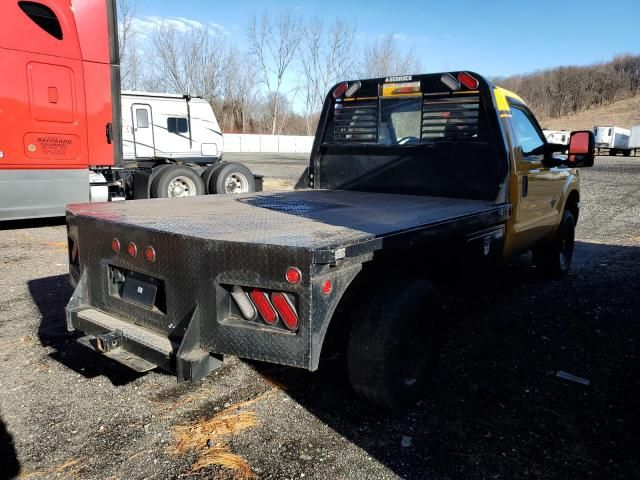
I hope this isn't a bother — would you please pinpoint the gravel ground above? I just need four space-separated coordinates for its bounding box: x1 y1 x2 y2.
224 153 309 190
0 155 638 480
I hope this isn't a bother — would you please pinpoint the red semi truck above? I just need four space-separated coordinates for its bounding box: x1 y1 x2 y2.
0 0 257 221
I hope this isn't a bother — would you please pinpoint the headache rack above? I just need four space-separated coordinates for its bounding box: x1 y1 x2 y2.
333 99 379 143
421 94 480 140
330 91 483 144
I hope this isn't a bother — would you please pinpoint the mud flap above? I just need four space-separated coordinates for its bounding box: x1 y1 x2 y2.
176 305 222 383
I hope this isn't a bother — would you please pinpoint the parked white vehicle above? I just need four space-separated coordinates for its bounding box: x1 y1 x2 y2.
121 91 223 163
593 126 632 156
628 125 640 153
543 130 571 146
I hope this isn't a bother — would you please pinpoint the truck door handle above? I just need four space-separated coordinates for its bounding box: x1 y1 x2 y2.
106 123 113 144
522 176 528 198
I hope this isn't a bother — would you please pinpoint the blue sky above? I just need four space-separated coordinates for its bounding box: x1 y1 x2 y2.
132 0 640 78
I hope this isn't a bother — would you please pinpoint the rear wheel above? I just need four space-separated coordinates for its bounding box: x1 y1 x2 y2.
623 150 631 157
209 162 255 194
150 165 205 198
347 278 442 410
532 210 575 279
201 163 225 194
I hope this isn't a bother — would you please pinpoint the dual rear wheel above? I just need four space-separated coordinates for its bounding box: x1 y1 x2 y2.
150 162 255 198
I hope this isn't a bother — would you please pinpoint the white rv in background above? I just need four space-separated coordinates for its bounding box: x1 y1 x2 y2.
121 91 223 163
593 126 632 156
628 125 640 154
543 130 570 146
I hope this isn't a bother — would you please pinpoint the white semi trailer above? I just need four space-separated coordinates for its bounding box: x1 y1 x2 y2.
628 125 640 156
594 126 632 156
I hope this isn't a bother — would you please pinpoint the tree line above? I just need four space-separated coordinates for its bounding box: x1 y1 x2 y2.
117 1 420 135
494 55 640 120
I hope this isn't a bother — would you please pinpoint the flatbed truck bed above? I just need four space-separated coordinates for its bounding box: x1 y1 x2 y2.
67 190 510 254
65 190 510 382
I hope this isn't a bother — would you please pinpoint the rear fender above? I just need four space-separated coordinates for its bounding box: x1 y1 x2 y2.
309 263 362 370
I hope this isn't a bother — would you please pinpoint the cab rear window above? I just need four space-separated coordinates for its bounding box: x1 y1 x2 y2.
328 91 485 145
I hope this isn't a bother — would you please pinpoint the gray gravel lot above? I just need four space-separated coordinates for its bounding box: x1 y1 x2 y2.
0 155 638 479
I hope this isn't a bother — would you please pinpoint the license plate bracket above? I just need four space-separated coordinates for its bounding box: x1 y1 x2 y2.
122 271 159 310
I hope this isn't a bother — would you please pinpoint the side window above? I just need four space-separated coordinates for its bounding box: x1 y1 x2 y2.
167 117 189 134
136 109 149 128
511 107 545 156
19 1 63 40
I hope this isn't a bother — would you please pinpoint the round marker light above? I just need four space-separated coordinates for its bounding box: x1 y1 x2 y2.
111 238 120 253
332 82 349 99
285 267 302 285
321 279 332 295
127 242 137 258
144 246 156 262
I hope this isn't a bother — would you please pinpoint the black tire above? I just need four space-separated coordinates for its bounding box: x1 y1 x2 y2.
150 165 205 198
532 210 575 279
347 278 442 410
201 163 225 194
623 150 631 157
209 162 255 194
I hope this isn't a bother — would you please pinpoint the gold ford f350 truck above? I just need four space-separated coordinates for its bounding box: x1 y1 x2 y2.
65 72 595 410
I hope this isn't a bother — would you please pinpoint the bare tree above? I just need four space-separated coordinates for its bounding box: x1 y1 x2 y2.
219 49 259 133
358 34 421 79
247 11 304 134
117 0 142 90
299 17 356 134
497 54 640 120
150 25 229 104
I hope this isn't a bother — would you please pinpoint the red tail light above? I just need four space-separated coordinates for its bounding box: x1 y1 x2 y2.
321 279 332 295
333 82 349 99
127 242 137 257
457 72 479 89
271 292 298 331
144 246 156 262
249 289 278 325
111 238 120 253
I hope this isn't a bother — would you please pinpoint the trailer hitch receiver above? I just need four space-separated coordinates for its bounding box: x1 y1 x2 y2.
95 332 123 353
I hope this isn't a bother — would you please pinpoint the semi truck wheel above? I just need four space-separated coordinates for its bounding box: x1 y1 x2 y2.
347 278 442 410
201 163 224 194
209 162 256 194
533 210 575 279
150 165 205 198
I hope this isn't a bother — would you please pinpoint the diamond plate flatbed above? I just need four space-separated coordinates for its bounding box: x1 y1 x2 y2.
67 190 510 255
66 189 511 374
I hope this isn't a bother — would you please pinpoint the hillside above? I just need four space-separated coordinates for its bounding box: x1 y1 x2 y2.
538 94 640 131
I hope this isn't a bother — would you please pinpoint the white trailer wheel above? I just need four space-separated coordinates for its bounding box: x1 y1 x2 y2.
167 176 198 197
150 165 205 198
224 172 250 194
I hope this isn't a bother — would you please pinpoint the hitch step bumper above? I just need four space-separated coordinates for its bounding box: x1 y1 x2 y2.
73 308 176 371
66 273 222 382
